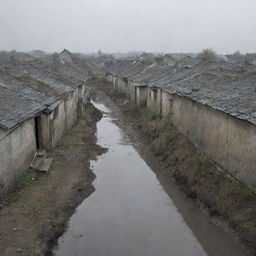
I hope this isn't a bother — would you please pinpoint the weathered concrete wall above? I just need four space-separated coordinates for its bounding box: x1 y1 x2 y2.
171 95 228 170
110 73 256 189
117 77 129 95
41 113 52 149
65 88 79 131
40 101 66 149
52 101 66 147
129 82 136 102
0 84 90 196
147 87 162 115
227 116 256 188
78 84 90 117
161 90 173 119
41 86 87 149
0 119 36 195
169 93 256 189
135 86 147 106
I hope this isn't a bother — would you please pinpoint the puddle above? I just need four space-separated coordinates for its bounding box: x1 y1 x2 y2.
52 96 207 256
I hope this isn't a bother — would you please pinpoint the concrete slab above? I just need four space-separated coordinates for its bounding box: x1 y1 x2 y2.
32 157 53 173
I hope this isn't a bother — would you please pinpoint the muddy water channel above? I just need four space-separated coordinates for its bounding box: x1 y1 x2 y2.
53 92 248 256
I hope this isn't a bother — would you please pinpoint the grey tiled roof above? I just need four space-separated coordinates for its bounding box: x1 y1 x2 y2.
107 56 256 125
104 59 134 76
120 61 151 78
0 84 54 129
24 63 74 95
160 68 256 124
130 64 174 86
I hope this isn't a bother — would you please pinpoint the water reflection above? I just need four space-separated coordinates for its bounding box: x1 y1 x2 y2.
53 96 207 256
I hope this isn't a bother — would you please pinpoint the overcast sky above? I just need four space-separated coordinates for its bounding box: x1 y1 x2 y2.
0 0 256 54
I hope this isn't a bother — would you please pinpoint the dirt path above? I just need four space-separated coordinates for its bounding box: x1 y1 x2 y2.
0 104 105 256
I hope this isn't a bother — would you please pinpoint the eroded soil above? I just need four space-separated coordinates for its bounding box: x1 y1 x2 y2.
0 104 106 256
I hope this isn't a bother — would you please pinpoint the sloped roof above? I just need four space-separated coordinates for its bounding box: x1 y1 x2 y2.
159 64 256 124
129 64 174 86
104 59 134 76
120 61 152 78
23 63 74 95
0 84 54 129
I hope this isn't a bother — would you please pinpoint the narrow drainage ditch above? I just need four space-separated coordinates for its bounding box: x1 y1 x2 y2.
52 91 249 256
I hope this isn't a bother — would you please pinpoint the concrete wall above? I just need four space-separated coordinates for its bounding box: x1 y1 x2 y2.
40 101 66 149
161 90 173 119
41 85 88 149
147 87 162 115
0 119 36 195
108 72 256 189
41 113 52 149
129 82 136 102
117 77 129 95
168 93 256 189
65 88 79 131
135 86 147 106
52 101 66 147
227 116 256 188
0 84 90 196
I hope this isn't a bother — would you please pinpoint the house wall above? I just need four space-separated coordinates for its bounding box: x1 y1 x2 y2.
147 87 162 115
169 93 256 189
127 80 133 99
0 84 90 196
109 74 256 189
227 116 256 188
41 87 81 150
78 84 90 117
117 77 128 95
135 86 147 106
40 86 87 150
40 101 66 149
41 113 52 148
65 88 79 131
161 90 173 119
0 119 36 196
129 82 136 102
51 101 66 147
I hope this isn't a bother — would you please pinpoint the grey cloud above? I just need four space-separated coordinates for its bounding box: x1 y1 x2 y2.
0 0 255 53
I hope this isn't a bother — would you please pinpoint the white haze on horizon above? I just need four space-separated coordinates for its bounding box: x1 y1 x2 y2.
0 0 256 54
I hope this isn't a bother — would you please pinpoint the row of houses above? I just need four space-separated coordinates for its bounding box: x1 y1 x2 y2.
105 54 256 190
0 50 90 196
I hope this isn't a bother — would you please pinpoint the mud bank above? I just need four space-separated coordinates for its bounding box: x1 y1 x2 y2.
94 78 256 255
0 103 105 256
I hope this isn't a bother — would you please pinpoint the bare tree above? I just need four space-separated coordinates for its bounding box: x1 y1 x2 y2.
198 48 218 62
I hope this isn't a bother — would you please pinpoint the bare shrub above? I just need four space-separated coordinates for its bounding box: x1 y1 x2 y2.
198 48 218 62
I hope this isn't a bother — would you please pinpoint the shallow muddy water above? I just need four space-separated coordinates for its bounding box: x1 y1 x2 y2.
53 92 249 256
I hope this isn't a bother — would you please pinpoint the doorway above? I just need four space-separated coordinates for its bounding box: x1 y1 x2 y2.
35 115 43 149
